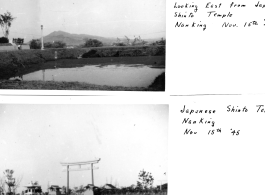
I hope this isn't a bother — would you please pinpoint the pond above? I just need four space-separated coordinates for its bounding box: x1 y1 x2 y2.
10 64 165 88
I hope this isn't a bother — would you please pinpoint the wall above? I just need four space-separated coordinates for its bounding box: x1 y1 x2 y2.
0 45 18 51
21 45 30 50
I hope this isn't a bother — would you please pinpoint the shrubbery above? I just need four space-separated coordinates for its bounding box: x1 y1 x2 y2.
81 46 165 58
156 38 166 45
29 39 41 49
44 42 53 48
45 41 66 48
30 40 66 49
83 39 103 47
0 37 9 43
113 42 127 46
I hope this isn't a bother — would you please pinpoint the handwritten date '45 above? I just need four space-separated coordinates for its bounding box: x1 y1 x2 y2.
184 128 240 136
231 129 240 136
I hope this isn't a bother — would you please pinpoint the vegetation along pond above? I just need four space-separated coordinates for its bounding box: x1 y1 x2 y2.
8 56 165 88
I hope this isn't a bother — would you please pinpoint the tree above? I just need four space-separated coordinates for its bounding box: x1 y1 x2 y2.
136 170 154 191
0 176 6 194
61 186 66 194
2 169 22 194
83 39 103 47
72 186 78 195
12 175 22 194
44 41 66 48
44 42 53 48
77 185 85 194
29 39 41 49
132 36 148 46
0 11 16 38
52 41 66 48
4 169 15 194
156 38 166 45
0 37 9 43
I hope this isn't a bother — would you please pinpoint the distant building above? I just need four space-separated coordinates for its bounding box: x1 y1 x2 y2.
157 183 167 191
101 184 118 194
102 184 117 190
12 38 30 50
48 185 61 195
24 182 42 195
81 184 100 195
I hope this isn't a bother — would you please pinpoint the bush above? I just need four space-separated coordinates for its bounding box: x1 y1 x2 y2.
81 49 100 58
113 42 127 46
29 39 41 49
52 41 66 48
13 38 24 44
156 38 166 45
81 46 165 58
44 42 53 48
83 39 103 47
44 41 66 49
0 37 9 43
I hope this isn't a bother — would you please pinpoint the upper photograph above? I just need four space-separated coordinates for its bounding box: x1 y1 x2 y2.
0 0 165 91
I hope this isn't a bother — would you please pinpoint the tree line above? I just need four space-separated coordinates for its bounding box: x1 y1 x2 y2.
0 168 166 195
65 169 166 195
28 37 165 49
29 38 104 49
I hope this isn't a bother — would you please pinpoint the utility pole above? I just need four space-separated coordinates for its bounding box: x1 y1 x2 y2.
91 163 94 185
67 165 69 195
41 25 44 50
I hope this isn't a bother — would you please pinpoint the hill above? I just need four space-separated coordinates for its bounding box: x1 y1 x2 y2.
43 31 117 46
43 31 162 46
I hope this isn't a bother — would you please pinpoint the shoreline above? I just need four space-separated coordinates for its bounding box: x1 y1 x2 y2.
0 72 165 91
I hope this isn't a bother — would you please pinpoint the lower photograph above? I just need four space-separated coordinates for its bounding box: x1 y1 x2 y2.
0 104 168 195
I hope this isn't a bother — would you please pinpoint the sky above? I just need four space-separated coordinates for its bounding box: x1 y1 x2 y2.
0 0 165 42
0 104 168 193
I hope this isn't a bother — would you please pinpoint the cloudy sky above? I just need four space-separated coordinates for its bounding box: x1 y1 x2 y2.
0 0 165 41
0 104 168 193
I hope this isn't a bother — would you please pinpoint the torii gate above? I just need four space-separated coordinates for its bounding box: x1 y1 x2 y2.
60 159 101 194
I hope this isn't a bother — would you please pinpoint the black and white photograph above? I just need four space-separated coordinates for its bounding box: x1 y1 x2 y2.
0 0 165 91
0 104 168 195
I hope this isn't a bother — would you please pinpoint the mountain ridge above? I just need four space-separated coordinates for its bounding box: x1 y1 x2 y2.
43 30 116 45
43 31 162 46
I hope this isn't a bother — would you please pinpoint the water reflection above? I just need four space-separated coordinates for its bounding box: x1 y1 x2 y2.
15 64 165 88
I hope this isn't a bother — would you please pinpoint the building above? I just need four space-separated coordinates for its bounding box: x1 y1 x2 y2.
48 185 61 195
24 182 42 195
